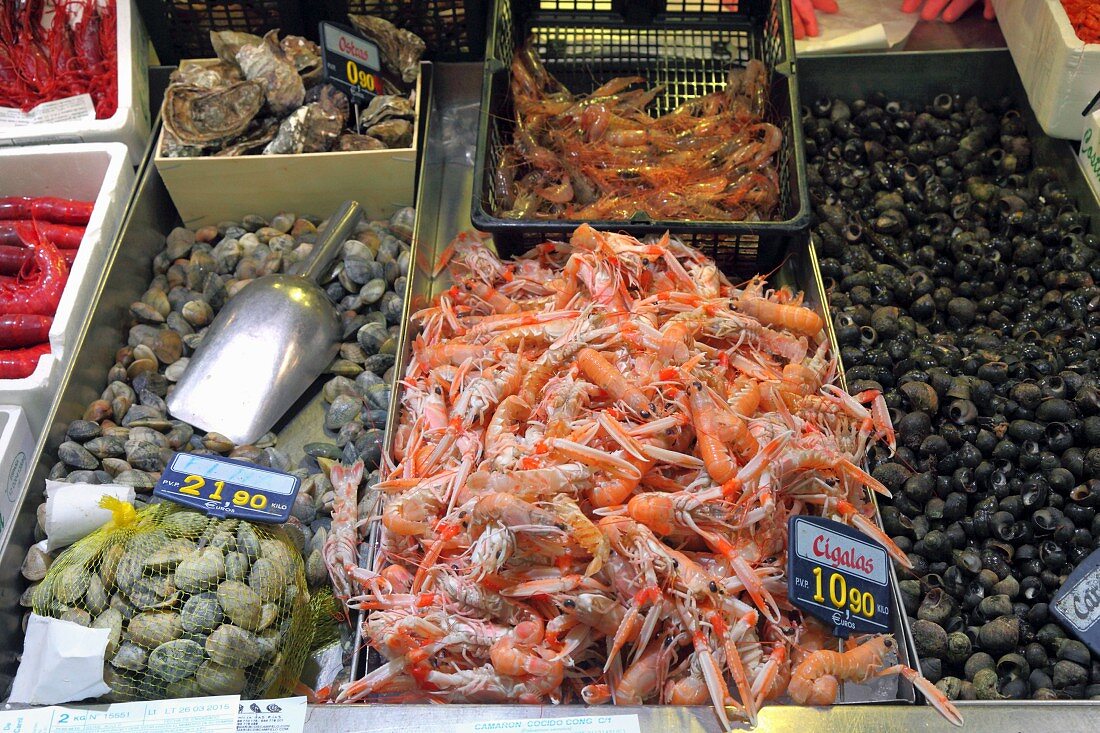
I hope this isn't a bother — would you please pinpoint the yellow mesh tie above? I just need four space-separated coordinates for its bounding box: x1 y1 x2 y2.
98 495 137 529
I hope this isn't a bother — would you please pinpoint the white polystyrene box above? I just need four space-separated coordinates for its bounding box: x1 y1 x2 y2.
0 143 135 434
0 406 35 550
0 0 150 165
993 0 1100 140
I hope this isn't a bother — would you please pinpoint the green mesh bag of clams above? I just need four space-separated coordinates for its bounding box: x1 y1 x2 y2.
33 497 311 701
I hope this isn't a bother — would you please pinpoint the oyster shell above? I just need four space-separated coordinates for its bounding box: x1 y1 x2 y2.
358 94 414 129
281 35 323 87
264 85 348 155
213 119 280 157
337 134 386 151
348 14 425 85
365 118 413 148
210 31 263 64
237 30 305 117
162 82 265 148
170 60 242 90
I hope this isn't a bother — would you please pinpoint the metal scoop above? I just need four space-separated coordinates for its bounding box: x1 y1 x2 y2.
167 200 364 445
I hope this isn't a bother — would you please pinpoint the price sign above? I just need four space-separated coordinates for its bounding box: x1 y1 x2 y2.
319 21 385 106
788 516 893 637
154 452 299 524
1051 548 1100 656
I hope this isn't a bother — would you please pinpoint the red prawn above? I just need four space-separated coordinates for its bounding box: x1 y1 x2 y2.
0 196 93 225
0 314 52 348
0 222 69 316
0 221 85 249
0 342 50 379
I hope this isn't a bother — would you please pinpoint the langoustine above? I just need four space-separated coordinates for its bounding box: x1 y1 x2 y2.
496 38 782 222
341 225 959 728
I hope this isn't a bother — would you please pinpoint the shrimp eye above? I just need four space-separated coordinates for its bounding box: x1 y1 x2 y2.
459 511 468 518
708 581 718 592
435 386 443 394
672 559 680 569
640 410 651 419
764 556 776 564
884 638 894 649
564 599 576 608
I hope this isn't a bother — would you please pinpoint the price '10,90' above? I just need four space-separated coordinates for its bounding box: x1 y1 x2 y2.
345 60 380 92
812 566 875 619
177 474 268 510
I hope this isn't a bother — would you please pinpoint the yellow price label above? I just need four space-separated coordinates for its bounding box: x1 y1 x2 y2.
812 566 876 619
345 60 381 93
177 474 269 510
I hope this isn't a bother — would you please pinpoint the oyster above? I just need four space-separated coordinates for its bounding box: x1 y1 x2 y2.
214 119 281 157
358 94 415 129
365 118 413 148
162 82 265 149
170 60 242 90
264 86 348 155
210 31 262 64
348 15 425 85
335 133 382 151
237 30 305 117
281 35 323 87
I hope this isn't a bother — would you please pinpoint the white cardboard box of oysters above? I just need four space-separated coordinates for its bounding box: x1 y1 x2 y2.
154 18 428 228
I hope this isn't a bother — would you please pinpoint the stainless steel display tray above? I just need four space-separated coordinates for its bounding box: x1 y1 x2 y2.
360 59 917 717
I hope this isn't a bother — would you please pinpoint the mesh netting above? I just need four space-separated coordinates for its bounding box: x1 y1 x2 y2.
33 499 311 701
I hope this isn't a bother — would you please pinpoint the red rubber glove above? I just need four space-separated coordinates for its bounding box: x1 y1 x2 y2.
901 0 995 22
791 0 840 40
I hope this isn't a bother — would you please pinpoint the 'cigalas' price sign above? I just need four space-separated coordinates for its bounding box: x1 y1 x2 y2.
154 452 299 524
788 516 893 637
1051 548 1100 656
319 21 385 106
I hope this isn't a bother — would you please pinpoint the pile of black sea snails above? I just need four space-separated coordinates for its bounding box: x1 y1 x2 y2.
808 91 1100 701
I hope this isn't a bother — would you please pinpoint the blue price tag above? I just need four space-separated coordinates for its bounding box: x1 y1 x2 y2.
1051 548 1100 656
154 452 299 524
787 516 893 638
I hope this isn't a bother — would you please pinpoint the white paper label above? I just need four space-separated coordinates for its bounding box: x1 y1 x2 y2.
235 698 306 733
0 696 239 733
452 716 641 733
0 95 96 129
1082 108 1100 203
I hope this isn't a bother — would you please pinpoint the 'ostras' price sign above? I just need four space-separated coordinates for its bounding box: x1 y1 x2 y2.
319 21 384 106
154 452 299 524
788 516 892 637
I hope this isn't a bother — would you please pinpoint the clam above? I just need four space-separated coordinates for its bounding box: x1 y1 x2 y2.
236 523 261 559
225 551 251 581
162 510 210 538
58 441 99 470
247 557 285 602
130 611 183 649
206 624 263 668
61 607 92 626
93 607 124 655
85 573 110 615
216 580 263 630
111 642 149 672
149 638 206 682
181 592 224 633
166 675 206 698
21 544 51 581
127 574 178 610
196 661 247 695
176 547 226 592
144 538 196 571
54 564 91 604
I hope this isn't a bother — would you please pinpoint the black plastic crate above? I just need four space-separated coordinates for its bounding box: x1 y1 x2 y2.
316 0 489 61
137 0 306 65
471 0 809 275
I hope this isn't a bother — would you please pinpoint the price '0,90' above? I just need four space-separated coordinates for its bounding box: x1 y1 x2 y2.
177 474 268 510
812 566 875 619
345 60 380 93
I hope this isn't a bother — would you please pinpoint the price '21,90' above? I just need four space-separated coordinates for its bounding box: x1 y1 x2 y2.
177 474 268 510
812 566 875 619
